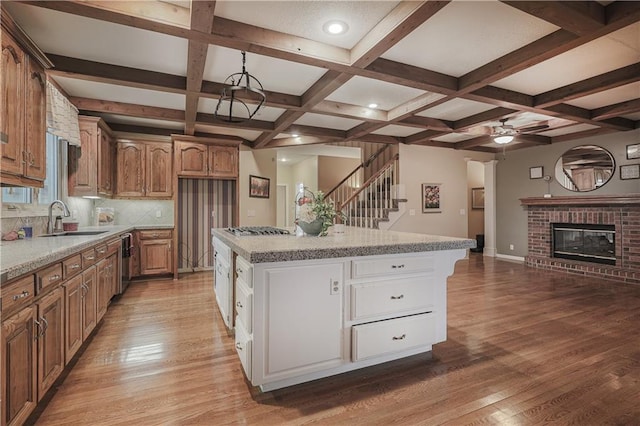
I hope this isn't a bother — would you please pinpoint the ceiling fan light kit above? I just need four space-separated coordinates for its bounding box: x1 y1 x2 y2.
494 135 514 144
215 51 266 123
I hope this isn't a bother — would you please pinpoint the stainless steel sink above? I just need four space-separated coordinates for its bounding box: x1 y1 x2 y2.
39 230 109 237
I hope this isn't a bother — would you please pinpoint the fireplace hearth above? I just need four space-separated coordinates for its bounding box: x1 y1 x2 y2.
552 223 615 265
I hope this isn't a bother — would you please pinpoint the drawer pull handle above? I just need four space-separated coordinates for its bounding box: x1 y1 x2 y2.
392 334 406 341
49 274 61 281
12 290 30 301
86 256 95 260
98 249 106 254
236 301 243 308
390 294 404 300
391 264 405 269
237 268 243 274
235 343 243 351
70 263 81 269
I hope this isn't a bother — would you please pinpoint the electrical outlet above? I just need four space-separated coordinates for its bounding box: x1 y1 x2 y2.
247 209 256 217
460 208 465 215
409 209 415 216
156 210 162 218
330 280 340 295
509 244 514 250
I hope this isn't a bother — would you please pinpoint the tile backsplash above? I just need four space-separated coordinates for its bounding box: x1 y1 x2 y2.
95 199 174 226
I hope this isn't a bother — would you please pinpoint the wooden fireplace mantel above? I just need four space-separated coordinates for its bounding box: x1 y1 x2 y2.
520 194 640 207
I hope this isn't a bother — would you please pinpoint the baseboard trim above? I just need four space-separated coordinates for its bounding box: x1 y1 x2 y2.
496 253 525 263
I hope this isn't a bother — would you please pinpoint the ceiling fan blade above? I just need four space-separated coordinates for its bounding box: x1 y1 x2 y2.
519 124 549 133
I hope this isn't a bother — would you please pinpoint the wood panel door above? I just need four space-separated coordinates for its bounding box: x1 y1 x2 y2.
146 143 172 198
1 305 37 426
175 141 208 177
0 33 25 176
69 120 98 197
24 57 46 182
96 258 109 323
209 145 238 178
139 239 173 275
97 125 114 196
36 288 64 401
116 142 145 197
64 274 83 364
81 266 97 340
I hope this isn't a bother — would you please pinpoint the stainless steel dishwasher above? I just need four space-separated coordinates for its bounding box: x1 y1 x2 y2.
119 232 133 294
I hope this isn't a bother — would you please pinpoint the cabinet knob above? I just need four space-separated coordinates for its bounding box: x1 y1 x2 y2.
390 294 404 300
392 334 406 341
235 342 243 351
236 301 243 308
391 264 405 269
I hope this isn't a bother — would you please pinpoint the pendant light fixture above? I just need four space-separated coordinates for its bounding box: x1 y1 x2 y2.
215 51 266 123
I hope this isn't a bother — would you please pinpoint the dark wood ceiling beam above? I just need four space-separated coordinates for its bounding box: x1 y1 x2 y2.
411 140 455 148
312 101 388 122
184 1 217 135
265 135 344 148
551 127 617 143
544 103 635 131
355 134 404 145
362 58 457 94
453 135 492 150
107 123 178 137
404 130 449 145
284 124 346 139
534 62 640 108
453 107 518 131
591 98 640 121
195 112 273 132
501 1 605 36
70 97 185 121
345 122 388 141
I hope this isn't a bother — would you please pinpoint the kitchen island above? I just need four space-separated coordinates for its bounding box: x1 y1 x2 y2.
211 227 475 391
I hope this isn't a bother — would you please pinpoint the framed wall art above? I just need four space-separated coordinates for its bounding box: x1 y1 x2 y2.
620 164 640 180
626 143 640 160
422 183 441 213
471 187 485 209
249 175 270 198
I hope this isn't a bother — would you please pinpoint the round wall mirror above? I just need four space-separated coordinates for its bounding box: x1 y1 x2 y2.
554 145 615 192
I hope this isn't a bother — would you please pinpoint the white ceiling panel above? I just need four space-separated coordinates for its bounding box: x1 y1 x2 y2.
203 46 327 96
494 23 640 95
567 82 640 110
418 99 495 121
372 125 423 137
623 112 640 121
294 113 362 131
51 76 186 110
432 133 477 143
277 144 360 159
4 2 189 76
326 77 425 110
214 1 400 49
538 124 600 137
94 114 184 130
198 98 286 122
194 124 262 141
381 1 558 77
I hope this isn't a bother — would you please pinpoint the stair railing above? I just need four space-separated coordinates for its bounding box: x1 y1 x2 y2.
338 154 399 229
324 144 392 209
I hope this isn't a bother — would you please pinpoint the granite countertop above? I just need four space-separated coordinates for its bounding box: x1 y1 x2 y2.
0 224 174 284
211 226 475 264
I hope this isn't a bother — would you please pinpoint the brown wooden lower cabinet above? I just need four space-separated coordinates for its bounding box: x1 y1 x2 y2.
1 305 37 426
36 287 64 401
81 266 97 340
63 274 83 364
136 229 173 276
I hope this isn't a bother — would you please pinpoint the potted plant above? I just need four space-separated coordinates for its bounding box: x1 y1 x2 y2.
296 190 344 236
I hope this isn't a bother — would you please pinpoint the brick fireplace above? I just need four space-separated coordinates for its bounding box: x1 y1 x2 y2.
521 195 640 285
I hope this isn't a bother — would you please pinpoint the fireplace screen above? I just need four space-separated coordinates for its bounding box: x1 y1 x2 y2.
552 223 615 265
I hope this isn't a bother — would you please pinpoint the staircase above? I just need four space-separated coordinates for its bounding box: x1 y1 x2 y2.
325 148 407 230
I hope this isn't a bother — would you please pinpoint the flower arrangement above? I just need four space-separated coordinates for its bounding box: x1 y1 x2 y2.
296 190 344 236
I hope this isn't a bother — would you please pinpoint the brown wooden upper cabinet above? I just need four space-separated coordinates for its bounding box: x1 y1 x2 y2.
0 25 49 188
69 116 116 198
174 140 238 179
116 140 172 199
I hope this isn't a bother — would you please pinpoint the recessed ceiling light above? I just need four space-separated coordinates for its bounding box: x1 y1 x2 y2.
368 103 378 109
291 133 299 138
323 20 348 35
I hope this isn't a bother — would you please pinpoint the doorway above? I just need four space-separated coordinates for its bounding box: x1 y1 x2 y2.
277 184 288 227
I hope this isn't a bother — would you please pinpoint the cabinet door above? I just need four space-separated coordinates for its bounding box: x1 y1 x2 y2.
146 143 172 197
107 252 119 298
81 266 97 340
214 256 231 328
96 258 110 323
97 126 114 195
139 239 172 275
257 262 344 383
209 145 238 178
1 305 37 426
64 274 83 364
0 33 25 176
175 141 208 177
36 287 64 400
24 57 46 181
116 142 145 197
69 120 98 196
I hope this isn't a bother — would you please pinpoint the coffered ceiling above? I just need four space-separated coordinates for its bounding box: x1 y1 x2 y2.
4 1 640 153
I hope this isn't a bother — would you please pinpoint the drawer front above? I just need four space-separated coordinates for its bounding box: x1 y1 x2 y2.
1 275 35 313
213 238 231 264
350 276 434 321
82 248 97 266
235 280 253 333
352 313 436 361
139 229 172 240
94 243 109 260
36 263 63 293
235 322 252 379
107 238 120 255
236 256 253 288
63 254 83 278
351 255 433 279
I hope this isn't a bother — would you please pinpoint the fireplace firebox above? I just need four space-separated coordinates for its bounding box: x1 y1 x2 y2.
552 223 615 265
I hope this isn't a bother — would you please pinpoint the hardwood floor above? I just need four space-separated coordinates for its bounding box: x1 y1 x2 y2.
30 255 640 425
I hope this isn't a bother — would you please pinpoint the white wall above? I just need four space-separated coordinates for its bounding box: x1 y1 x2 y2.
390 145 494 238
239 145 277 226
467 160 485 239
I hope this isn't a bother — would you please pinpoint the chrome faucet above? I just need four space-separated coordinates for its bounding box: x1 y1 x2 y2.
48 200 71 234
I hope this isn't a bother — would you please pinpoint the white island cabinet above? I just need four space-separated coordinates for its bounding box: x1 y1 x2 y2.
211 227 474 391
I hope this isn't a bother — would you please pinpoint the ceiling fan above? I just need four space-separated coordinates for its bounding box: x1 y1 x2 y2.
491 118 549 144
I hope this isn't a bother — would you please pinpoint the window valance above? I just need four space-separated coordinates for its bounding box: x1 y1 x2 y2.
46 80 80 147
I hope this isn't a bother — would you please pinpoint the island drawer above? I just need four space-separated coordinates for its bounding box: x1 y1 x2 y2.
94 243 109 260
2 275 35 314
235 321 252 379
235 281 252 333
351 254 434 279
36 263 63 293
350 276 435 321
82 248 97 266
107 238 121 255
213 238 231 264
63 254 83 279
139 229 172 240
351 312 436 361
236 256 253 288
